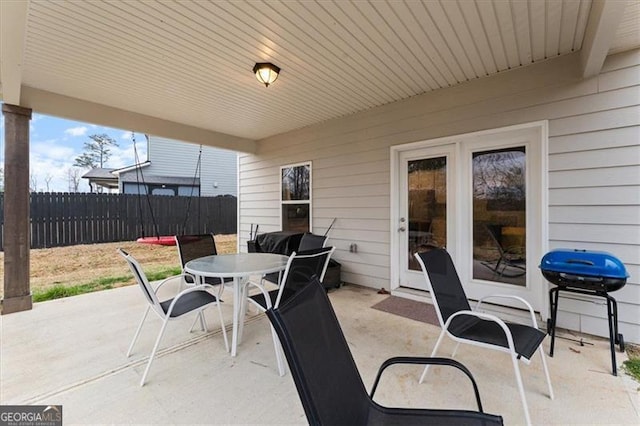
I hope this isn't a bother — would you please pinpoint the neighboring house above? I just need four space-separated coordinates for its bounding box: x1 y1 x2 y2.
83 136 237 196
238 48 640 344
81 167 118 192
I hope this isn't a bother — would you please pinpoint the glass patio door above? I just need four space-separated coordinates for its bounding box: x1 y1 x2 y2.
394 124 546 312
398 145 455 291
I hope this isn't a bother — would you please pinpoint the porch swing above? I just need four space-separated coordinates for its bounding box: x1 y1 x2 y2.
131 134 203 246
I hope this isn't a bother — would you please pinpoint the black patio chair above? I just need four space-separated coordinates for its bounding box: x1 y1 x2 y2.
244 246 335 376
263 231 328 286
265 276 503 425
175 234 233 296
415 248 553 426
297 232 328 251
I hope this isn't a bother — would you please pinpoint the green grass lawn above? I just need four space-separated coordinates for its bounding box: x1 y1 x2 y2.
32 266 183 302
623 348 640 383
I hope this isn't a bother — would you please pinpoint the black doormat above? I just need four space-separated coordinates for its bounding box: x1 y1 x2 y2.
371 296 439 326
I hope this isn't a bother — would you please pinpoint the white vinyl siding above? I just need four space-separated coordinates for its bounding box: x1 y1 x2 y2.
239 49 640 343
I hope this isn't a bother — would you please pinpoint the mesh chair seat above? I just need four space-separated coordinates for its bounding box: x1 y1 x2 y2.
448 315 546 361
159 291 219 318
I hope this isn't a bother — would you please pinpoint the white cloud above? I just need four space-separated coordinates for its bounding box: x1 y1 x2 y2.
108 141 146 169
29 151 80 192
31 140 75 160
28 139 81 192
26 138 139 192
64 126 88 137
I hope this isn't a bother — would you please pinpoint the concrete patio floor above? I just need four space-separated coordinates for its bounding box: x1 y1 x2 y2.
1 280 638 425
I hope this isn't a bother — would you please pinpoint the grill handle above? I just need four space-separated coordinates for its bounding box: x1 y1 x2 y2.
566 259 595 266
559 272 602 283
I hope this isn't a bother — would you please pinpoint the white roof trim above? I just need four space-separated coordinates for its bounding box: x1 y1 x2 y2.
580 0 627 78
112 161 152 175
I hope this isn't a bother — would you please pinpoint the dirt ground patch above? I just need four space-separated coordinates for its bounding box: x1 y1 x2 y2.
0 234 237 298
627 343 640 359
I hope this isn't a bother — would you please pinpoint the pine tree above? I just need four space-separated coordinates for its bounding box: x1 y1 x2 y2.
73 134 118 169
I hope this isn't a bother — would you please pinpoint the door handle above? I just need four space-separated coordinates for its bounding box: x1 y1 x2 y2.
398 227 406 232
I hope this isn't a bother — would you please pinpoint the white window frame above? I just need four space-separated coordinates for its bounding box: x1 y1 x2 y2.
280 161 312 232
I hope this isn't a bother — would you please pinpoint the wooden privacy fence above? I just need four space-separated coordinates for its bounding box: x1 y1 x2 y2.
0 192 237 249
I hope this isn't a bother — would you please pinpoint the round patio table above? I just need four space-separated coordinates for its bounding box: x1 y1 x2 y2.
185 253 289 356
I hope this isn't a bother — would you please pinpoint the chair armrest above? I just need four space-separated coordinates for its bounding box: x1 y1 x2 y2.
152 273 191 293
370 356 485 412
243 280 273 310
475 295 538 328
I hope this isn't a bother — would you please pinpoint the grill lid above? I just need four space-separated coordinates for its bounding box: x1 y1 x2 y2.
539 249 629 279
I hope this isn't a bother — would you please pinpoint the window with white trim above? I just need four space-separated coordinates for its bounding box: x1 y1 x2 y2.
280 162 312 232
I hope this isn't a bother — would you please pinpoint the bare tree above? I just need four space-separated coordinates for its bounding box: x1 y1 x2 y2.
473 151 525 200
30 173 38 192
67 167 81 192
282 164 310 199
44 173 53 192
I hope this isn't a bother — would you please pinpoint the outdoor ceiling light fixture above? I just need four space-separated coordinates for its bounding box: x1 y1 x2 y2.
253 62 280 87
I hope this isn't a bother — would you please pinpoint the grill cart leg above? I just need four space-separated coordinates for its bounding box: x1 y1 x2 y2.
605 294 625 351
547 286 623 375
548 287 560 357
605 295 617 376
604 293 625 375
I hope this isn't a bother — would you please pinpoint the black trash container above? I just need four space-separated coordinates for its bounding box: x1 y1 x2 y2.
247 231 303 255
322 259 342 289
248 231 304 283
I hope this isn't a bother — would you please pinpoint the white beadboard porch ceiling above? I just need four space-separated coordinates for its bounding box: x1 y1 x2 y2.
2 0 639 146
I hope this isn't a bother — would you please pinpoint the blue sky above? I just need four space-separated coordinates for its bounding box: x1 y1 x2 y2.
0 113 147 192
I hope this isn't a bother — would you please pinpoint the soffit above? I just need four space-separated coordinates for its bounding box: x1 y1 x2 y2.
2 1 638 143
608 1 640 55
